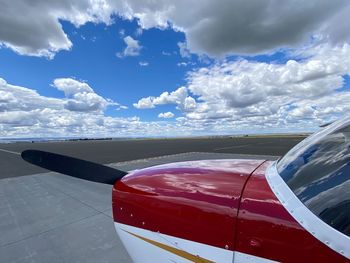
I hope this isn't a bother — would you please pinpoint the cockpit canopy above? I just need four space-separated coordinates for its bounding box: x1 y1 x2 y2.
277 116 350 237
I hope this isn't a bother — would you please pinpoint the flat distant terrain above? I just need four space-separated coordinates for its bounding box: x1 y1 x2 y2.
0 136 305 178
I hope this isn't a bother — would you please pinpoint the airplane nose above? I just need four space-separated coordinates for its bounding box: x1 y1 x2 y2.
111 159 262 251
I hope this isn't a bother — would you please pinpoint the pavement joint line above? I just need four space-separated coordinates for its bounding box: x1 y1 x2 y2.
107 151 200 166
0 211 102 248
36 175 110 216
101 209 113 219
0 148 21 155
213 144 252 151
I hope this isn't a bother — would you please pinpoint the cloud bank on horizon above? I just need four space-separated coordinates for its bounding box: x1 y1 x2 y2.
0 0 350 138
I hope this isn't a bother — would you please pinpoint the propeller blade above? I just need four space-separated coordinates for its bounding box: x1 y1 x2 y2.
21 150 128 185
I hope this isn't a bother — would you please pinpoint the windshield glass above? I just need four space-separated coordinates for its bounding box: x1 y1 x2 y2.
277 116 350 237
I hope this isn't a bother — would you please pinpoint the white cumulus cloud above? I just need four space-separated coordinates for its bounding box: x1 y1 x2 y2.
133 97 155 109
133 87 196 111
178 42 191 58
113 0 350 57
53 78 94 96
158 112 175 118
139 61 149 66
0 77 193 138
52 78 121 112
1 1 350 58
134 44 350 132
116 36 142 57
0 0 112 58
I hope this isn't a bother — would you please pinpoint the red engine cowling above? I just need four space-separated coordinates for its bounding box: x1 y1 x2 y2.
112 159 265 251
112 159 348 262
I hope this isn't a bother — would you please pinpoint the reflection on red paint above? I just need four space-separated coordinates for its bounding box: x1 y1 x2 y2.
112 159 264 250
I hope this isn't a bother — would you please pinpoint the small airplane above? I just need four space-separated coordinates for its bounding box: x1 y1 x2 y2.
21 116 350 262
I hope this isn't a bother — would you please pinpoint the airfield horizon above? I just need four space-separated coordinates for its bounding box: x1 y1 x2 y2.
0 136 304 179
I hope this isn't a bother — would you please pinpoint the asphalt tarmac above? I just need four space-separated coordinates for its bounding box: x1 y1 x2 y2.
0 136 305 178
0 137 300 263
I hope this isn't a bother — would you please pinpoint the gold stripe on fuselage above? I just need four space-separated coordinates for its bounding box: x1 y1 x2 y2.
122 229 214 263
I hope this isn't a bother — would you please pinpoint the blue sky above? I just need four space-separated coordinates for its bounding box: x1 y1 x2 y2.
0 17 194 121
0 1 350 138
